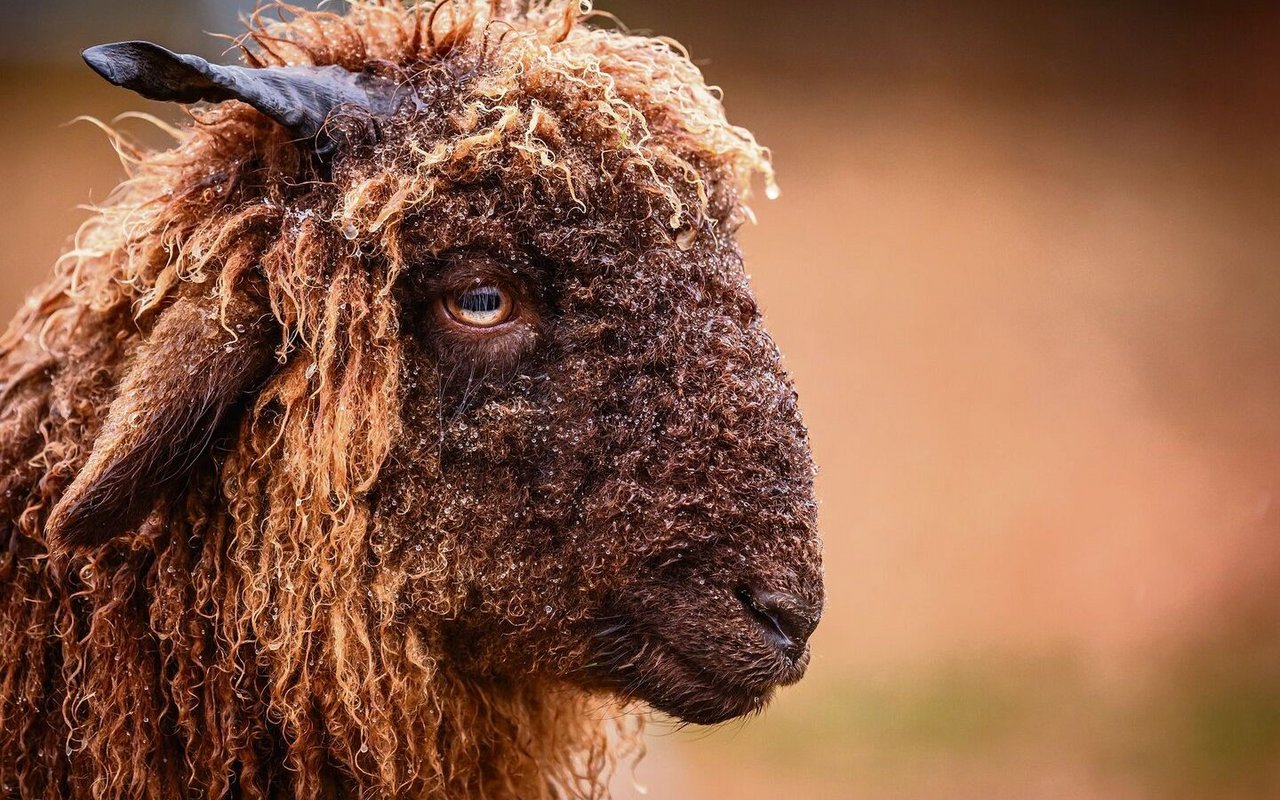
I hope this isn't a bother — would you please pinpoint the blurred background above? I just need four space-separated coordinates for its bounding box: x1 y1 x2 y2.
3 1 1280 798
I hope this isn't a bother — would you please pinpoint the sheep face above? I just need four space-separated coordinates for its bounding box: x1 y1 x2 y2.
372 182 823 726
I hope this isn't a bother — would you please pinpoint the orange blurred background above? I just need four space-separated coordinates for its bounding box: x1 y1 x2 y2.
4 2 1280 798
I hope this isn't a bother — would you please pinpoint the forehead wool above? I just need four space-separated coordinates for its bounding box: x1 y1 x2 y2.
303 0 776 228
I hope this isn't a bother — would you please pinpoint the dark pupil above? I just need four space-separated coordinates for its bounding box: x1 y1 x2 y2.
459 287 502 314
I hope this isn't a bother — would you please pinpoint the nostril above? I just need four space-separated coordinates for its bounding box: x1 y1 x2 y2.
735 586 819 656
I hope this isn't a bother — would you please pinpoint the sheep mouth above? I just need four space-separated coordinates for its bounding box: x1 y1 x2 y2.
586 616 810 725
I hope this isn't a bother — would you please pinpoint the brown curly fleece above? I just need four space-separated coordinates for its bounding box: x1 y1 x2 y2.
0 2 823 798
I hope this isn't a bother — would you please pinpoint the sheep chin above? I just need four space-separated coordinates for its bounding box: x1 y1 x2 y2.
585 618 811 725
624 643 788 726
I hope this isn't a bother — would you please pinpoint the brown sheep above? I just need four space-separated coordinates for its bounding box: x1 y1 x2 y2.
0 2 824 798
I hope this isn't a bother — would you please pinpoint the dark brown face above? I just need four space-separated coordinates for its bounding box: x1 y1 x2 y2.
376 219 824 725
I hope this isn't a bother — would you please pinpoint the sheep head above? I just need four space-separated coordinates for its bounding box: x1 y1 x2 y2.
46 0 821 760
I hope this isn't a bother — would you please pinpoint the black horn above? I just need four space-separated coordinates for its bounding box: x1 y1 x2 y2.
82 40 406 157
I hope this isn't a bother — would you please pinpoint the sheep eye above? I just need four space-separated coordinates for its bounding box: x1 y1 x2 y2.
444 285 513 328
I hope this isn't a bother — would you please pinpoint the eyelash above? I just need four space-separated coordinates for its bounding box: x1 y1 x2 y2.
442 284 516 329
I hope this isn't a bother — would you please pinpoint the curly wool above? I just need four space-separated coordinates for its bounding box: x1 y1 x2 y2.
0 2 780 799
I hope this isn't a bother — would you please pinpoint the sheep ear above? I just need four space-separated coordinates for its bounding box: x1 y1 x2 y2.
45 294 276 550
81 41 406 157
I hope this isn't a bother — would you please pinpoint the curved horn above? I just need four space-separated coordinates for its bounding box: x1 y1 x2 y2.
82 41 405 158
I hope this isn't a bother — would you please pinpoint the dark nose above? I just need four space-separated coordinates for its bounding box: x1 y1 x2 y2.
736 586 820 658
